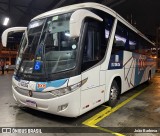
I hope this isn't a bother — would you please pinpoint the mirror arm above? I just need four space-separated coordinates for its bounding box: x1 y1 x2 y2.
1 27 27 47
70 9 103 38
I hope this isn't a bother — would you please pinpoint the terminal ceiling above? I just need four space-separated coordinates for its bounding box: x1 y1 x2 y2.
0 0 159 41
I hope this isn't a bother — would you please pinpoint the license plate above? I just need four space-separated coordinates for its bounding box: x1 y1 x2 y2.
26 100 37 108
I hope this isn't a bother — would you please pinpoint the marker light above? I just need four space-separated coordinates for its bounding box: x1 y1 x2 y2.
3 17 9 26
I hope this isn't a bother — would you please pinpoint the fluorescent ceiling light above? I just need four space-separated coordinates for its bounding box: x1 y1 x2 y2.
3 17 9 26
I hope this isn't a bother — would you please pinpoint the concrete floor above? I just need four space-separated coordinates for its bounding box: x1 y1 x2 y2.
0 71 160 136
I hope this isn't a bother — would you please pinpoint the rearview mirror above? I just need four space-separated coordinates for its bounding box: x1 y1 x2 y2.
1 27 27 47
69 9 103 38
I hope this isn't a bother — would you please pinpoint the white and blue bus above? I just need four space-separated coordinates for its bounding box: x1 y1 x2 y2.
2 3 156 117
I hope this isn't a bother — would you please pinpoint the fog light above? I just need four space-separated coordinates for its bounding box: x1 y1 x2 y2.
57 103 68 112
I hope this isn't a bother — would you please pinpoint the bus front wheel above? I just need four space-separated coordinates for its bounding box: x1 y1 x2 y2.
108 80 119 107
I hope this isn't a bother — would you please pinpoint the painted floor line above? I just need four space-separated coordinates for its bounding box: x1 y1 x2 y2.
82 87 147 136
83 107 111 125
86 124 125 136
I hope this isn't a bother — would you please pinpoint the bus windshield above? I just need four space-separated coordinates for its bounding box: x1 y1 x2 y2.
16 12 78 78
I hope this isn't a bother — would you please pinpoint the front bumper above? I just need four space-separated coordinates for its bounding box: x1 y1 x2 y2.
12 86 80 117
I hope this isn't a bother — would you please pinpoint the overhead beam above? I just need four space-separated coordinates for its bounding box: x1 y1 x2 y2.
109 0 127 8
102 0 115 5
102 0 126 7
45 0 61 11
15 6 26 14
8 0 11 16
0 7 7 13
18 0 35 25
0 2 8 5
63 0 82 6
15 4 44 11
53 0 66 9
46 0 86 11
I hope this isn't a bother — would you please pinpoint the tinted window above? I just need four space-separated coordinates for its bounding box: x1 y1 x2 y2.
128 31 138 51
112 22 127 54
112 21 153 56
82 11 114 72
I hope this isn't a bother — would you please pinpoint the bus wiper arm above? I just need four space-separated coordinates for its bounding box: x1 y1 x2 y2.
16 29 29 78
23 29 29 52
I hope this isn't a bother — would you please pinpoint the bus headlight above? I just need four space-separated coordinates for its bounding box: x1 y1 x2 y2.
50 82 81 97
50 78 88 97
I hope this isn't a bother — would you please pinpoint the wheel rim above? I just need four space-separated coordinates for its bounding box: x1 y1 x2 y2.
110 86 118 100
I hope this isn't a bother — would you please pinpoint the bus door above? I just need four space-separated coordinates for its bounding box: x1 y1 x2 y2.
80 19 105 114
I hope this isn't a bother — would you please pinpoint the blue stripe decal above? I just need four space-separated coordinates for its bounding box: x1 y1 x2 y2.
134 64 145 86
48 79 68 88
36 78 68 92
133 53 146 86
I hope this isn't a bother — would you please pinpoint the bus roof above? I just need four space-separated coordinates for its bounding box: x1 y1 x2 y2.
31 2 154 46
32 2 116 21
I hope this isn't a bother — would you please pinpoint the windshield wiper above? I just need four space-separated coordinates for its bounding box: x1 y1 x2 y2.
16 30 29 78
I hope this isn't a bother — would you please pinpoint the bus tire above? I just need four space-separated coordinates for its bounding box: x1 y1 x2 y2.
108 80 119 107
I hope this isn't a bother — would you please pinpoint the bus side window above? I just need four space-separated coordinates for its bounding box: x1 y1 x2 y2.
81 16 111 71
111 22 126 54
82 20 101 71
145 42 152 56
128 31 138 52
138 37 150 55
81 12 114 72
